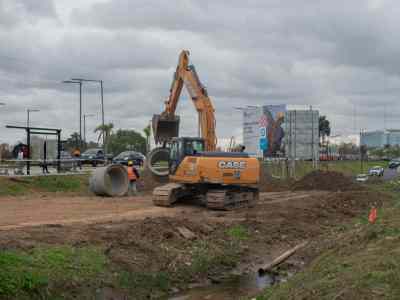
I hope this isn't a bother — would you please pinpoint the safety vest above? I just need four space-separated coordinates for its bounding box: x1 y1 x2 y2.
127 166 137 181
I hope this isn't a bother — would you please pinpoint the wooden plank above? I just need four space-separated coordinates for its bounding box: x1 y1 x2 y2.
258 241 308 274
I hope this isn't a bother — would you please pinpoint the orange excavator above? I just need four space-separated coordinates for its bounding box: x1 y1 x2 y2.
151 50 260 210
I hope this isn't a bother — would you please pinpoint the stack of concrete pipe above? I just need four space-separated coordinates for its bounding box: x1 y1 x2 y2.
89 164 129 197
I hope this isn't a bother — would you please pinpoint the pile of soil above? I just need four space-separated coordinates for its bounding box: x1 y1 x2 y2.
318 190 383 217
291 171 361 191
139 167 169 192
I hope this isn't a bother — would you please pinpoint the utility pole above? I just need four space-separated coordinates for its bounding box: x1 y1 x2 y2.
27 108 40 128
63 80 83 148
83 113 95 147
72 78 105 153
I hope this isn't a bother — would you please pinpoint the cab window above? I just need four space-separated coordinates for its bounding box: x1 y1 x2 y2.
185 140 204 155
170 142 178 160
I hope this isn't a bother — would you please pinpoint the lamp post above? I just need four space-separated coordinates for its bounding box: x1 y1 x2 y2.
27 108 40 128
71 78 105 153
63 80 83 148
83 113 95 147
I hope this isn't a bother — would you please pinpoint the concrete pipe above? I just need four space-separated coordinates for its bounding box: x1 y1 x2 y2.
89 164 129 197
146 147 170 177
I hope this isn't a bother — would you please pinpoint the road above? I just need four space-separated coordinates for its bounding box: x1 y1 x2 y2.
0 191 326 230
383 167 398 181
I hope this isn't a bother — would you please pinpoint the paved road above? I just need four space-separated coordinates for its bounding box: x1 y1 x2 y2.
383 168 398 181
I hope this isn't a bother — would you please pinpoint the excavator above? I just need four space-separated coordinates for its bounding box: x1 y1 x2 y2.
151 50 260 210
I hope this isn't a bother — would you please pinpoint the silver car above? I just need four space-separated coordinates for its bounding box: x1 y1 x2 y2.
356 174 369 182
368 166 384 176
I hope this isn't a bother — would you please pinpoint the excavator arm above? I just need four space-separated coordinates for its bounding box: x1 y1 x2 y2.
152 50 217 151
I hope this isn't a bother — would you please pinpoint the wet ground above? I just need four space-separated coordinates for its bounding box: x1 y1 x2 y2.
169 272 278 300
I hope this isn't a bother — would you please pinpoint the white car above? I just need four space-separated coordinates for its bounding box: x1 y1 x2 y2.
356 174 369 182
368 166 384 176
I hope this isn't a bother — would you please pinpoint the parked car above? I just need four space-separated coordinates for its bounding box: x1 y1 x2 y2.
81 148 106 167
388 159 400 169
112 151 145 166
368 166 384 176
356 174 369 182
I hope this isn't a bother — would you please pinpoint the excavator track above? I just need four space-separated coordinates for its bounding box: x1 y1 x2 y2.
152 183 184 207
206 188 259 210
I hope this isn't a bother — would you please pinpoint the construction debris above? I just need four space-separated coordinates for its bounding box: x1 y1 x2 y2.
258 241 308 274
176 226 197 240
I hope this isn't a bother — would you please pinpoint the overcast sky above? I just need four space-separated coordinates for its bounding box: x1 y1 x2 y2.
1 0 400 145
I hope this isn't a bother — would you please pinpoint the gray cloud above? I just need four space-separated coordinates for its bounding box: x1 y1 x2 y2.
0 0 56 28
1 0 400 146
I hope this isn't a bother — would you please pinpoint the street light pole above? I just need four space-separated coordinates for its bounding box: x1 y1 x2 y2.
100 80 105 149
83 113 95 147
62 80 83 148
71 78 105 153
27 108 40 128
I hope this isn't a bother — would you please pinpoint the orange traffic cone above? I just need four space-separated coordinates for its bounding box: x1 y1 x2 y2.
368 207 377 224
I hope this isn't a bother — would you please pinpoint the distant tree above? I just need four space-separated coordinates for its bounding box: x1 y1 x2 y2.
0 143 11 160
143 125 151 154
63 132 80 152
85 141 99 149
107 129 146 155
94 123 114 152
319 116 331 144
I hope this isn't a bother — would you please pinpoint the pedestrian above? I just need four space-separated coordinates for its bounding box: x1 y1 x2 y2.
16 148 25 175
127 160 140 196
41 140 50 174
72 148 82 170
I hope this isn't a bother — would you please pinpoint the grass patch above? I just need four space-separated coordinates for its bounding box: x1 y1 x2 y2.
264 160 389 179
0 246 106 298
256 183 400 300
0 175 89 196
26 175 86 192
226 224 249 241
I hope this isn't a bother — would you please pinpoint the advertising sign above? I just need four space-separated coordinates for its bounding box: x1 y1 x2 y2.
243 105 286 157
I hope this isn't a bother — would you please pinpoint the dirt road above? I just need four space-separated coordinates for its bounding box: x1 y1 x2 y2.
0 191 323 230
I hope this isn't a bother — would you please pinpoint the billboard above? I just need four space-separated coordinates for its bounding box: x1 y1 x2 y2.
283 110 319 160
243 105 286 157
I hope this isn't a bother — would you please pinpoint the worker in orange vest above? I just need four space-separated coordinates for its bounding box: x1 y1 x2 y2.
127 160 140 196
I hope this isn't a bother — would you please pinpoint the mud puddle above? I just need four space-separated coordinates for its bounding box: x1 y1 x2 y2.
169 272 282 300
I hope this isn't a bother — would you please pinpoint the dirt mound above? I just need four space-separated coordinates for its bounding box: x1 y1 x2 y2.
318 190 384 217
139 167 169 192
291 171 361 191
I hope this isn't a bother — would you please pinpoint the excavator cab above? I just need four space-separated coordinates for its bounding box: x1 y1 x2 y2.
168 137 204 174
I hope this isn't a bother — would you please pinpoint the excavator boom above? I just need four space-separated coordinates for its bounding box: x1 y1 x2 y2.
152 50 217 151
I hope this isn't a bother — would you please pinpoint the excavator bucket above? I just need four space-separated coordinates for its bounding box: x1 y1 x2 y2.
152 114 180 144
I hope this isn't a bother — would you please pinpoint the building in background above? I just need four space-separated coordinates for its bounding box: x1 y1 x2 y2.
283 110 319 160
386 129 400 146
360 129 400 148
360 131 386 148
